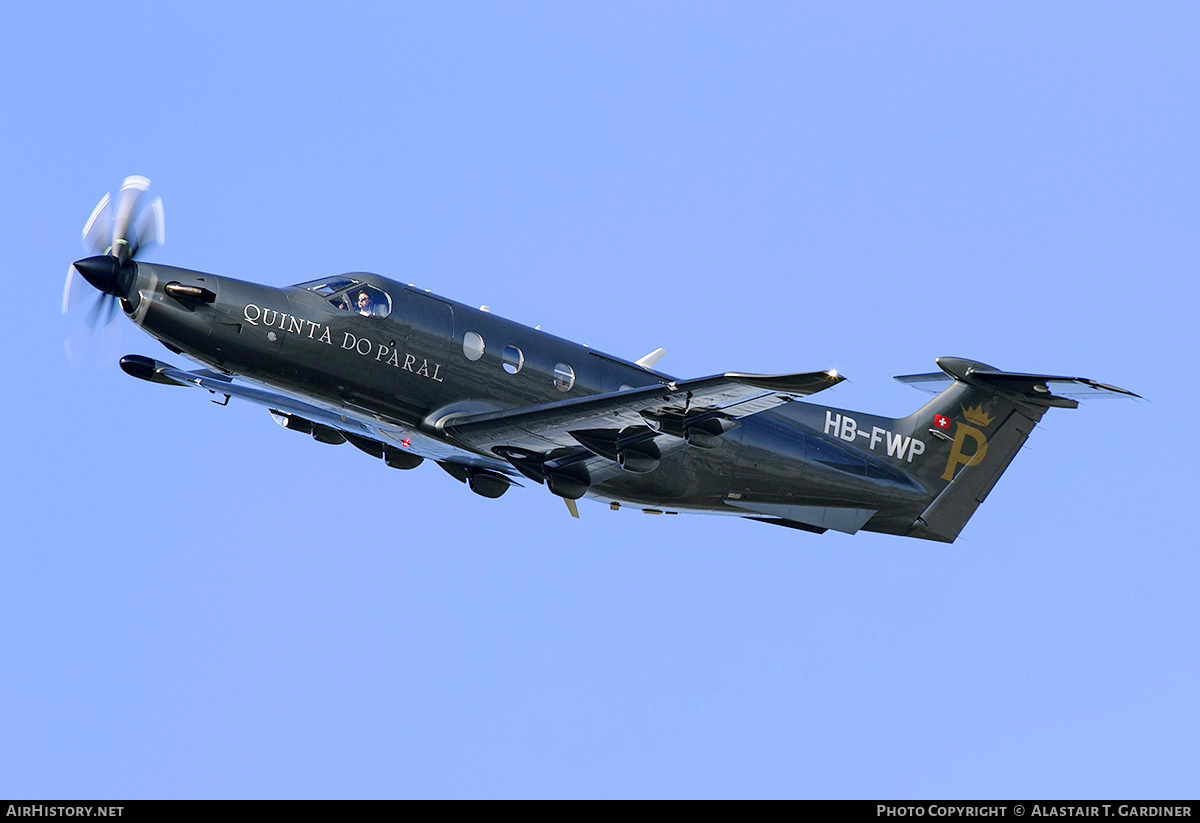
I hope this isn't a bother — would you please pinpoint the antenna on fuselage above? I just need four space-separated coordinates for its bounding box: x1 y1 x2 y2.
635 348 667 370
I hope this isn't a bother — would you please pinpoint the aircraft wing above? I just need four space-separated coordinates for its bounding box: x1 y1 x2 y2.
443 369 843 453
152 364 381 435
119 355 516 473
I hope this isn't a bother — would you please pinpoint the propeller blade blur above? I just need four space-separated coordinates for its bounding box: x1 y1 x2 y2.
110 175 150 261
64 175 159 368
83 291 108 330
81 191 112 256
131 195 165 254
65 293 121 370
95 306 123 367
61 263 84 315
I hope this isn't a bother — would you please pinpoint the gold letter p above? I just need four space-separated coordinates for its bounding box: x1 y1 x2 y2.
941 423 989 482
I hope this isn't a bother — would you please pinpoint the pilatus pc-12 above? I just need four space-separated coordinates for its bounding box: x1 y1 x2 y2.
65 177 1138 542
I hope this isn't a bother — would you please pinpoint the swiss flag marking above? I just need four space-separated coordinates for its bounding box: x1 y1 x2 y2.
934 414 950 430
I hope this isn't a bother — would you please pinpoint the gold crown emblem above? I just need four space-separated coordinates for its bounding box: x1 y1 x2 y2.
961 404 994 427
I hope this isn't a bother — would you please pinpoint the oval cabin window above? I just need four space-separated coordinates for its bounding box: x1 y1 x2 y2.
554 362 575 392
463 331 485 361
502 345 524 375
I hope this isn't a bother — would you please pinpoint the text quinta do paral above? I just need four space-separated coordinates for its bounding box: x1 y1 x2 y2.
242 303 444 382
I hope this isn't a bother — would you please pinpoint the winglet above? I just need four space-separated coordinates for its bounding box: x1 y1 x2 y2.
635 348 667 370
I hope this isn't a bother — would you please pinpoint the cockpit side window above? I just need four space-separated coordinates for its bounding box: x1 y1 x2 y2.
330 285 392 318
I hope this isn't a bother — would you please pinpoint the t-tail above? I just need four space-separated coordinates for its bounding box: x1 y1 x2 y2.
894 357 1139 542
799 357 1139 543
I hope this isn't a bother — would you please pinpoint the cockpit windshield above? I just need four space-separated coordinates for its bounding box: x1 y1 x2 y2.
294 276 392 318
295 276 361 296
330 285 392 318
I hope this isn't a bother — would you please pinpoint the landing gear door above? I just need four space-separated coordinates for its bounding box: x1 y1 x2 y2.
395 289 454 411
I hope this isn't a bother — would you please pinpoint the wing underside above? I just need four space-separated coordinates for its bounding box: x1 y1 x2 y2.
124 354 843 499
120 355 516 475
443 369 843 453
441 368 844 488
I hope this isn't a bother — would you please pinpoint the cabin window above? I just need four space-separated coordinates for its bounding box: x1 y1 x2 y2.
502 345 524 375
554 362 575 392
330 285 391 318
463 331 485 361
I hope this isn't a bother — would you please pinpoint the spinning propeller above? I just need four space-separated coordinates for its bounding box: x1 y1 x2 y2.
63 175 164 366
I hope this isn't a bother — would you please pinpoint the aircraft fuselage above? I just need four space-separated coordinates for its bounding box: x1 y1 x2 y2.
124 261 930 535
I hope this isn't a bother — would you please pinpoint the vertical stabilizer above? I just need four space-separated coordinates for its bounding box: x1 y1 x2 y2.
891 357 1136 543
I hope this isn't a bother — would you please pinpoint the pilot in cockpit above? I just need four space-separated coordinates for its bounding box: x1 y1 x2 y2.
356 290 373 316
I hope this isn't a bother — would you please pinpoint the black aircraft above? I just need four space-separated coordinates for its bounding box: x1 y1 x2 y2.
65 177 1139 542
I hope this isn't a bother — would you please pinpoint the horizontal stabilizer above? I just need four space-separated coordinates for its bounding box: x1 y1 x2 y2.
894 371 953 394
896 358 1140 408
968 369 1141 401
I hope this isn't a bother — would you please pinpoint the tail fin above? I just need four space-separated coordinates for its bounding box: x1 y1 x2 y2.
893 357 1139 542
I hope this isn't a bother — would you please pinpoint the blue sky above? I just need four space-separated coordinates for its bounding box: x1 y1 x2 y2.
2 2 1197 798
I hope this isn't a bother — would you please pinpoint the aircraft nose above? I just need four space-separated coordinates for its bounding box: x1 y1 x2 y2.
73 255 132 297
